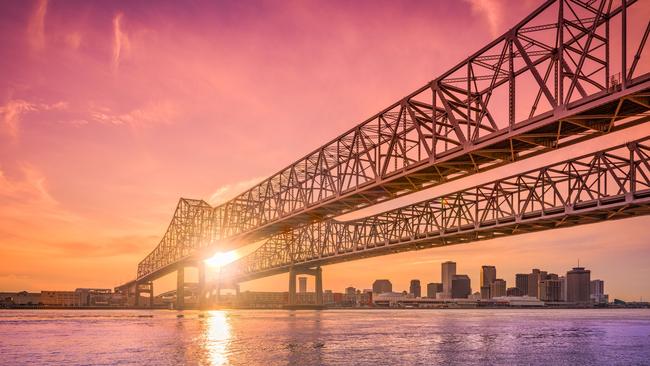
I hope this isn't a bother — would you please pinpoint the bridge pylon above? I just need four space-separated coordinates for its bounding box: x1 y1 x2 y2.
176 265 185 310
288 266 323 306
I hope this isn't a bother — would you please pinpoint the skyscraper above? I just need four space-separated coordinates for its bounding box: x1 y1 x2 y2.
490 279 507 298
480 286 491 300
481 266 496 287
516 274 529 296
451 274 471 299
372 279 392 294
442 261 456 298
480 265 496 299
528 269 546 298
567 267 591 304
409 280 421 298
539 279 562 302
426 283 443 298
299 277 307 293
590 279 607 304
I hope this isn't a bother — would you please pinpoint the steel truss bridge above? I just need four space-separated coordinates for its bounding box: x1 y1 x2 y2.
117 0 650 309
221 136 650 282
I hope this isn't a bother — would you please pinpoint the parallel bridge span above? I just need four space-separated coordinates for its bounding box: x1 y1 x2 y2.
222 135 650 282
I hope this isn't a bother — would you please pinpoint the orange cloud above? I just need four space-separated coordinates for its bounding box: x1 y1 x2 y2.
0 99 67 138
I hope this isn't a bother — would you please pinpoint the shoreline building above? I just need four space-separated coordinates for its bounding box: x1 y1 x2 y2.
451 274 471 299
539 275 563 302
409 280 421 298
516 274 529 297
427 283 443 298
442 261 457 299
590 279 608 304
480 265 497 299
528 269 547 299
491 279 507 298
567 267 591 304
560 276 567 301
372 279 392 295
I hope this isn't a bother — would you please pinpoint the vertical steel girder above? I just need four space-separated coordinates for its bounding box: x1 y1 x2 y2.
223 135 650 281
136 0 650 281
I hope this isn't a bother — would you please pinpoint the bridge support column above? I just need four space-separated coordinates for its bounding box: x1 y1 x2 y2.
288 268 297 305
288 266 323 306
149 282 154 307
315 266 323 306
134 282 140 307
176 266 185 310
133 281 154 308
198 261 206 309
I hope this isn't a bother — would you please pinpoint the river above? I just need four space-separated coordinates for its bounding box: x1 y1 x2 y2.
1 309 650 365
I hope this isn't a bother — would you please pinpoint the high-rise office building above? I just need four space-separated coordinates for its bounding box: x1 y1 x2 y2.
426 283 443 298
507 287 524 296
491 279 507 298
590 279 607 304
442 261 457 298
409 280 421 298
516 274 529 296
372 279 392 294
451 274 471 299
567 267 591 303
528 269 546 298
539 279 562 302
560 276 567 301
481 266 496 287
480 265 496 299
299 277 307 293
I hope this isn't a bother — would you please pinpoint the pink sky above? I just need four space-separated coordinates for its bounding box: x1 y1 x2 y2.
1 0 650 301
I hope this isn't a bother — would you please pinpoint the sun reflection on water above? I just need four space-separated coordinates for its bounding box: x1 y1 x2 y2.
205 311 232 366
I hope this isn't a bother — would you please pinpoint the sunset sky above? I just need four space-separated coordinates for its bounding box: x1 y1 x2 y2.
1 0 650 301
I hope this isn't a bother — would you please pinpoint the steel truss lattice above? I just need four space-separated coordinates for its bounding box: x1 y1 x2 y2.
136 0 650 281
223 136 650 281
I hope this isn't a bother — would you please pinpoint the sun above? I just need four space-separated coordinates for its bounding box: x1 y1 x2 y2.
204 250 239 268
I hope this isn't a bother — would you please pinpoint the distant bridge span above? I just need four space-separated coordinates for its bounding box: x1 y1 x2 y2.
120 0 650 308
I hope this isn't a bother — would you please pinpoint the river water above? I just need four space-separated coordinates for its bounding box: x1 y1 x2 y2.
1 309 650 365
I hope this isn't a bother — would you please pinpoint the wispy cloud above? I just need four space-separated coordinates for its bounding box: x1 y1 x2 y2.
27 0 48 50
208 177 266 205
463 0 503 38
0 164 78 224
89 100 179 126
0 99 67 138
112 12 130 72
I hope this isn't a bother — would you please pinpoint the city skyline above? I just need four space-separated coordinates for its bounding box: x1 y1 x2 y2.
1 0 650 302
2 1 650 365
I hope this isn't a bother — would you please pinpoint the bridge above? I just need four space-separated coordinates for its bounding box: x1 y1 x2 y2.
116 0 650 309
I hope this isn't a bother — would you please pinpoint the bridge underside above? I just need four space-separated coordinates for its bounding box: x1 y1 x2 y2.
222 135 650 283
